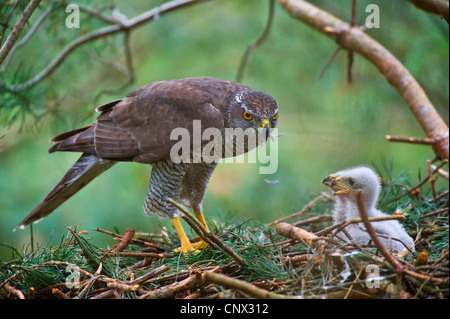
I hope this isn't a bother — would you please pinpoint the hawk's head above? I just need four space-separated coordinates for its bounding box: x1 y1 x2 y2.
226 90 279 140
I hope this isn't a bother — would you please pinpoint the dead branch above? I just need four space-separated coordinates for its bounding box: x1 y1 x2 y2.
0 0 42 65
278 0 449 160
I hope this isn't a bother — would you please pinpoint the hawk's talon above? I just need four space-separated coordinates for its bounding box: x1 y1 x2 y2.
173 240 207 254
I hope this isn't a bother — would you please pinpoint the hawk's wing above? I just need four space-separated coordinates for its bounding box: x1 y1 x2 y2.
51 77 245 163
16 78 247 230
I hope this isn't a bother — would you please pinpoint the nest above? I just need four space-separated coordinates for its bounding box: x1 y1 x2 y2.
1 162 448 299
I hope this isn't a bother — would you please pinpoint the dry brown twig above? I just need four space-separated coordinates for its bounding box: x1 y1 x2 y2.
275 222 324 248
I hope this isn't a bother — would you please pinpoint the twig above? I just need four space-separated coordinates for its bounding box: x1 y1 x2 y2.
388 159 448 203
0 0 42 65
347 0 357 84
203 271 294 299
275 222 323 248
236 0 275 82
92 30 135 105
343 265 364 299
63 1 121 25
316 214 406 236
130 265 171 285
3 283 25 299
385 135 439 145
139 273 200 299
427 160 438 201
407 0 449 23
102 251 171 259
0 0 21 46
8 0 207 90
266 195 325 227
356 190 404 274
420 207 449 218
52 288 70 299
167 198 247 267
430 164 449 180
110 227 135 253
1 4 58 71
318 46 341 81
41 260 95 278
292 214 332 227
94 227 163 250
106 281 140 292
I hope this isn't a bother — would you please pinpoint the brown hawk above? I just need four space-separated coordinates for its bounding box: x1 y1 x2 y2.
15 77 279 252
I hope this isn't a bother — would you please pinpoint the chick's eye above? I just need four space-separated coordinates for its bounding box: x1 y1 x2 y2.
273 112 279 121
348 178 356 186
243 111 253 120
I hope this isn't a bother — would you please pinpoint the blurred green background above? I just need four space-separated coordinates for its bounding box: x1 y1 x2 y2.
0 0 448 260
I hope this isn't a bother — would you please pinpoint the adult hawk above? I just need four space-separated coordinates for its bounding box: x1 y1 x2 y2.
15 77 279 252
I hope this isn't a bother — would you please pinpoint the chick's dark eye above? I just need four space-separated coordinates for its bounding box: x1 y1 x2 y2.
348 178 356 186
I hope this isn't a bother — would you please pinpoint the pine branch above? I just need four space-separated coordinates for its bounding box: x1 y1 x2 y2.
6 0 208 91
0 0 42 65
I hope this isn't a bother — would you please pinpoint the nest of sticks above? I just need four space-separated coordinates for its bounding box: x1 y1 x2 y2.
1 161 448 299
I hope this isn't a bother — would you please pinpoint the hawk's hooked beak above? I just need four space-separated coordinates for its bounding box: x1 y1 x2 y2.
322 174 350 195
260 118 270 140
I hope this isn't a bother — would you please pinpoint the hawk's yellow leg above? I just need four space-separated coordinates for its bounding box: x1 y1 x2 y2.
192 210 209 250
170 210 210 253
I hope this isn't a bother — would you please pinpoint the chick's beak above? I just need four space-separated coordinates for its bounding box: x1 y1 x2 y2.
322 174 335 186
322 174 350 195
260 118 270 140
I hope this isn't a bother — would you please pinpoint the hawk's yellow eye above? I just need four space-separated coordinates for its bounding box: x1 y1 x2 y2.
243 111 253 120
273 112 279 121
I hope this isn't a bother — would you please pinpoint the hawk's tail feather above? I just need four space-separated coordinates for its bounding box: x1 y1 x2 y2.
14 154 116 231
